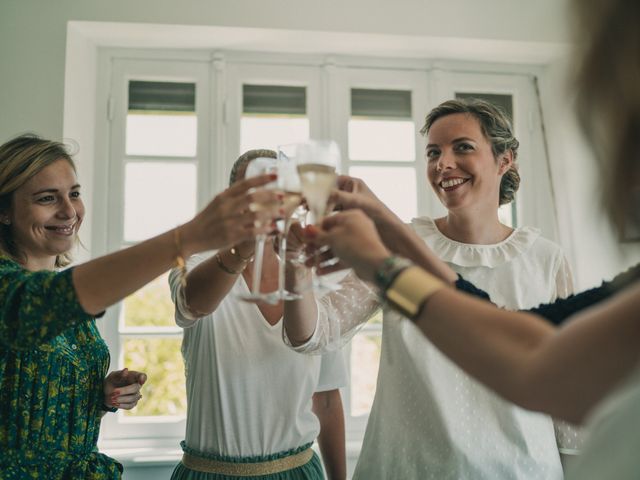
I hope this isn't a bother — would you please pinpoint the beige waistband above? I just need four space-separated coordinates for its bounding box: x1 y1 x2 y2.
182 447 313 476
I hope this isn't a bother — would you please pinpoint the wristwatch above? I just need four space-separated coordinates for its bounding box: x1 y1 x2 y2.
374 256 412 292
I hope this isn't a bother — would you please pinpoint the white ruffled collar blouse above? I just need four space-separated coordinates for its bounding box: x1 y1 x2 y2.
411 216 541 269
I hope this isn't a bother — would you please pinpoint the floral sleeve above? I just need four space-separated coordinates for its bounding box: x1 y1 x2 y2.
0 258 92 350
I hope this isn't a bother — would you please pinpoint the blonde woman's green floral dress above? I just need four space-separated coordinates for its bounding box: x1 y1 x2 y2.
0 257 122 479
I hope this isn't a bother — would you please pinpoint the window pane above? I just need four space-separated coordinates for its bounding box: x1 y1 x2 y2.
351 88 411 118
348 119 415 161
243 85 306 115
349 166 417 222
240 84 309 154
122 337 186 417
123 272 174 328
126 80 197 157
350 331 382 417
349 88 414 161
240 117 310 153
124 162 197 242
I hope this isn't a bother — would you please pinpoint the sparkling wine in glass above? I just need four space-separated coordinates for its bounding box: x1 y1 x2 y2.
296 140 341 293
237 157 278 304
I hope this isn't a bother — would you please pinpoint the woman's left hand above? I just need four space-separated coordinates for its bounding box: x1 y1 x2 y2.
103 368 147 410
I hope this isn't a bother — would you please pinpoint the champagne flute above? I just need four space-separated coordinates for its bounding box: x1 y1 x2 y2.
262 144 305 302
296 140 341 293
237 157 279 304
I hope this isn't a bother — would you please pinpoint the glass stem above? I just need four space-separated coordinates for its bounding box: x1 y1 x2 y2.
252 234 266 296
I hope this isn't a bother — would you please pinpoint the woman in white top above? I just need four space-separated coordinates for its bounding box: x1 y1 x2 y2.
169 149 348 480
284 99 574 479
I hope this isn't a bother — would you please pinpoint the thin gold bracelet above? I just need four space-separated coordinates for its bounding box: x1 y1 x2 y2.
174 227 187 288
215 252 243 275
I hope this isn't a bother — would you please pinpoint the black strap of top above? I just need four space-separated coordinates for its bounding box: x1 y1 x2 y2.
455 263 640 326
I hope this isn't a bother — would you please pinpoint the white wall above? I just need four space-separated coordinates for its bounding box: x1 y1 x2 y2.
538 56 640 289
1 0 568 140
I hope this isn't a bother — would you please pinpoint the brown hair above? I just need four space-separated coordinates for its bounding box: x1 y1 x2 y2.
0 134 78 267
229 149 277 186
571 0 640 237
421 99 520 206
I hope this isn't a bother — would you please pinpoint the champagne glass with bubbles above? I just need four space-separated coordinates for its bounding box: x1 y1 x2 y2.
263 144 305 301
296 140 341 293
237 156 279 304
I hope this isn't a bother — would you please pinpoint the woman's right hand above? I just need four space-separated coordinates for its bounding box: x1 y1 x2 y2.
306 210 391 283
181 174 283 255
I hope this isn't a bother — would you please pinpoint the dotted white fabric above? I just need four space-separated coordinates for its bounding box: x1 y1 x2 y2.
295 217 576 479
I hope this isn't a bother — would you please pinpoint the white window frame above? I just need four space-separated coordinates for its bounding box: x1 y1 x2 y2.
97 55 212 446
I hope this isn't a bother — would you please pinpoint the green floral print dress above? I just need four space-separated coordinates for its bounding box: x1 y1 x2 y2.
0 257 122 479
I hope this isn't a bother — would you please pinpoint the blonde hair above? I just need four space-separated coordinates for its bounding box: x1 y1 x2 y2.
421 99 520 206
0 134 78 267
571 0 640 237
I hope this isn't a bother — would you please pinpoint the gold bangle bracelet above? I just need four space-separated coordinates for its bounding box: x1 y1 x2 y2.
215 252 243 275
385 266 445 319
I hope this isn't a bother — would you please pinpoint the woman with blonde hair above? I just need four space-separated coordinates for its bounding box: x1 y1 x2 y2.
0 134 281 479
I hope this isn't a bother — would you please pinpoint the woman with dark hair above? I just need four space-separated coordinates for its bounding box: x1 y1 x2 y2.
303 0 640 478
0 134 281 479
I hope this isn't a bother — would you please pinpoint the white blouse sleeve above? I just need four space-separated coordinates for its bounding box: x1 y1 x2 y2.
283 270 381 354
554 253 575 300
168 252 213 328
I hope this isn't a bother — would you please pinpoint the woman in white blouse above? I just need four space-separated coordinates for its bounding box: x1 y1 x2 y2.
284 99 573 479
168 150 348 480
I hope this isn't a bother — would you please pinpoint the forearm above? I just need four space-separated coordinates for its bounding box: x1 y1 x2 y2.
283 262 318 346
183 249 245 317
73 229 182 315
416 283 640 423
313 390 346 480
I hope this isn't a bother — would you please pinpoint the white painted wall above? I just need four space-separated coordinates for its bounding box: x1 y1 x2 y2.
538 56 640 289
1 0 568 139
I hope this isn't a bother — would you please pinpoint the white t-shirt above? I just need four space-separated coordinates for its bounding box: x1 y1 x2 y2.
351 218 573 479
169 252 348 458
